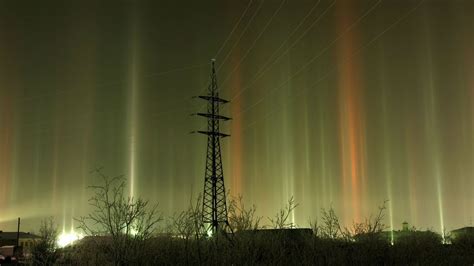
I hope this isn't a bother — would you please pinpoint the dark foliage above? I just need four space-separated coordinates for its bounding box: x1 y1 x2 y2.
54 231 474 265
61 180 472 265
30 217 59 266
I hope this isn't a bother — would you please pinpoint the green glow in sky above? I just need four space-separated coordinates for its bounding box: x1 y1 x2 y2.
0 0 473 232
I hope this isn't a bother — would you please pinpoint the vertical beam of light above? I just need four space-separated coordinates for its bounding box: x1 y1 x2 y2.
51 114 60 216
425 62 444 237
382 93 394 242
297 80 313 223
62 205 67 238
10 109 20 211
468 46 474 225
263 108 274 220
128 63 138 199
317 97 329 208
230 51 243 198
284 117 296 226
405 122 420 227
336 1 366 223
32 135 41 206
151 126 160 206
66 11 98 231
283 57 295 226
0 93 13 211
250 128 258 204
0 32 22 222
166 138 176 212
382 85 394 240
379 51 394 241
127 8 140 198
0 26 17 222
77 52 97 224
302 94 310 211
80 99 93 217
422 19 444 236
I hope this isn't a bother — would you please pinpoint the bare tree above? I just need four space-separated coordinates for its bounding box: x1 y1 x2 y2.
75 168 162 265
310 201 388 241
30 217 59 266
314 206 344 239
169 194 205 240
351 200 388 236
228 194 262 232
268 196 299 229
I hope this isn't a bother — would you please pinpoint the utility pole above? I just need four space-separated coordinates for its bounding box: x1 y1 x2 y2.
193 59 231 236
16 217 20 247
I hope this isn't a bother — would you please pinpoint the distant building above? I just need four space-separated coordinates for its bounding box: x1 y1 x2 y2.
380 222 417 243
0 231 40 252
450 226 474 240
402 221 409 231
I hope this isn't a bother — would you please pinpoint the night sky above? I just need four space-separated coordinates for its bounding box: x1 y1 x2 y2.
1 0 473 235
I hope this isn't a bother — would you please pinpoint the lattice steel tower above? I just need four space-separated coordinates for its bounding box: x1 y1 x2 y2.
194 59 231 235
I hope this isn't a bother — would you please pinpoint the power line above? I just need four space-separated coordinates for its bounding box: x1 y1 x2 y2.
216 0 266 72
218 0 288 89
167 0 332 118
222 0 328 98
239 0 425 134
214 0 255 60
232 0 383 121
144 0 378 124
195 0 263 100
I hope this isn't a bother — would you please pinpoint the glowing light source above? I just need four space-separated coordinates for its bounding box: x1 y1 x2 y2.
57 231 83 248
130 227 138 236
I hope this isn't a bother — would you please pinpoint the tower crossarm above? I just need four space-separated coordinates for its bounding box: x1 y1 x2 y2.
197 131 230 138
195 113 231 120
197 95 230 103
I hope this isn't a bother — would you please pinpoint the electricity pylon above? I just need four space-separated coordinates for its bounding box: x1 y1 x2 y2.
193 59 231 236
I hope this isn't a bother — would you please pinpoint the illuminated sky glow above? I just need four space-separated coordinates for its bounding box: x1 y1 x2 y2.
0 0 473 233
